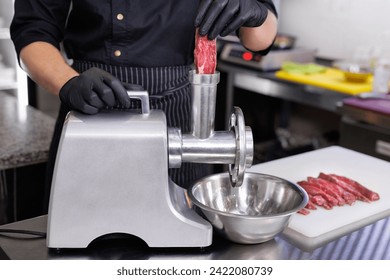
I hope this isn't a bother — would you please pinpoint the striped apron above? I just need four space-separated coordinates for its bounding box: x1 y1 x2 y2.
44 61 210 210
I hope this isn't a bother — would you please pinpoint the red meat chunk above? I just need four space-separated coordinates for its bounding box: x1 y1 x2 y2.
298 181 338 207
319 173 369 202
297 172 380 215
305 200 317 210
310 194 333 210
298 208 310 215
194 31 217 74
307 177 347 206
329 174 380 201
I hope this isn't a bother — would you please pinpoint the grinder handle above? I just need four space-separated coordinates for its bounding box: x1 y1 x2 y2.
126 90 150 115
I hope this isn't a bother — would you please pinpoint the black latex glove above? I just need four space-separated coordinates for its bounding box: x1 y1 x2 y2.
59 67 130 115
195 0 269 40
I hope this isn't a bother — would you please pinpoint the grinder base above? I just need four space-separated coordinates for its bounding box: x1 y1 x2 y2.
47 110 212 248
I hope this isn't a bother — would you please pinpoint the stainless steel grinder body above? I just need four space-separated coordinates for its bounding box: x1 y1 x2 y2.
47 107 212 248
47 71 253 248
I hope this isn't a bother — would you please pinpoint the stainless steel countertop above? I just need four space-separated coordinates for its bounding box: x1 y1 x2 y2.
1 214 389 260
0 92 55 170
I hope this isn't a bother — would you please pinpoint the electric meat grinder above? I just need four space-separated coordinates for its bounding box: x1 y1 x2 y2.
47 70 253 248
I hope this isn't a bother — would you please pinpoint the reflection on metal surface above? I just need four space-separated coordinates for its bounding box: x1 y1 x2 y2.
1 215 390 259
206 238 286 260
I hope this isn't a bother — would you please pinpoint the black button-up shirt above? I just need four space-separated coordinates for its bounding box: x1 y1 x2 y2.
11 0 276 67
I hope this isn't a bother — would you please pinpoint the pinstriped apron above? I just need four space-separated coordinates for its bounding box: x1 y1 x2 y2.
44 61 210 209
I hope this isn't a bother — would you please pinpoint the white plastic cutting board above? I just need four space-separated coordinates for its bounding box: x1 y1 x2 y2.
248 146 390 251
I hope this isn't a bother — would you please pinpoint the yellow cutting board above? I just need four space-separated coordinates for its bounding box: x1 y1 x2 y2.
276 68 373 95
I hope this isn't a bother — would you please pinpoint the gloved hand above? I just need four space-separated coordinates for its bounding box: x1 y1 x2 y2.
59 67 130 114
195 0 269 40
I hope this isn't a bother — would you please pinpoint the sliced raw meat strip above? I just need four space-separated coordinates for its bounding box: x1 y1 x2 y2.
298 201 316 215
298 208 310 215
307 177 346 206
319 173 369 202
316 177 356 205
298 181 338 207
310 195 333 210
194 30 217 74
329 174 380 201
305 200 317 210
297 172 380 215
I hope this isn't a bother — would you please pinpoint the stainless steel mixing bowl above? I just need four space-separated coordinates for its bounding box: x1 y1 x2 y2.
188 172 308 244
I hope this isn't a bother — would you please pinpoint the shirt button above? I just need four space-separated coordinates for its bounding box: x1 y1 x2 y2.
114 50 121 57
117 13 124 20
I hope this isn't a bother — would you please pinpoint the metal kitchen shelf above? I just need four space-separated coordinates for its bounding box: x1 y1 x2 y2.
0 1 28 104
0 81 17 90
0 28 10 39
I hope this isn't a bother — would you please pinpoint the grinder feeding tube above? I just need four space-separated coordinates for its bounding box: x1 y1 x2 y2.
181 32 253 187
46 33 254 248
169 70 253 187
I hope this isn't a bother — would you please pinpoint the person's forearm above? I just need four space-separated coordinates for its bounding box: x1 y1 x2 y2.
20 41 79 96
239 10 278 52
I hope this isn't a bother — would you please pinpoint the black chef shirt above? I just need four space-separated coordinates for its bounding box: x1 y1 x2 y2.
11 0 277 67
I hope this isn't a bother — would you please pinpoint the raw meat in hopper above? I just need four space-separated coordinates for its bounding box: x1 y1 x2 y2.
194 30 217 74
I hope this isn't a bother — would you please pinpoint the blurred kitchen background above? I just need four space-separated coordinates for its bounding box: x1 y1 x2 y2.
278 0 390 60
1 0 390 223
32 0 390 116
